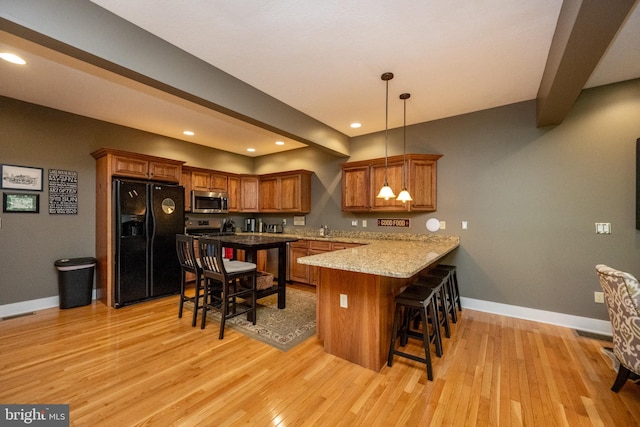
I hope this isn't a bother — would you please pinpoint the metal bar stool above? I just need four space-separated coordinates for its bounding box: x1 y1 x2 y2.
423 267 459 323
387 285 441 380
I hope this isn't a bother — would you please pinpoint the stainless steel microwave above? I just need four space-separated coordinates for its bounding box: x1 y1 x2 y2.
191 190 229 213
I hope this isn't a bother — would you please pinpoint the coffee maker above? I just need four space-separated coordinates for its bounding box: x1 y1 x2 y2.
244 218 256 232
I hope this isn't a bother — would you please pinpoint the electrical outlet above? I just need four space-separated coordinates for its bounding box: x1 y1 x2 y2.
362 220 367 228
282 219 286 225
594 291 604 303
340 294 348 308
351 220 358 227
462 221 468 230
595 223 611 234
439 221 446 230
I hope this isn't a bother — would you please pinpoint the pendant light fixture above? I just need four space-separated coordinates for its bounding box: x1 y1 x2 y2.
376 72 396 200
396 92 413 203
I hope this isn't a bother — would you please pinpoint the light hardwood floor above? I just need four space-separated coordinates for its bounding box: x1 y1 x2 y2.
2 287 639 426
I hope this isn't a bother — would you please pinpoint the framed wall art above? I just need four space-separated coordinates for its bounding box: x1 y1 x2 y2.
1 164 44 191
3 192 40 213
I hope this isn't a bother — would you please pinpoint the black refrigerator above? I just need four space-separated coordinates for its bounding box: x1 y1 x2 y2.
113 179 184 308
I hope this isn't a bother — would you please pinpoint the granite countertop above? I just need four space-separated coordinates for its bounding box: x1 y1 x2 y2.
290 230 460 279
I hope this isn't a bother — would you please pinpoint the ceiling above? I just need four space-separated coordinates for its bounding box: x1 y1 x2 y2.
1 0 639 157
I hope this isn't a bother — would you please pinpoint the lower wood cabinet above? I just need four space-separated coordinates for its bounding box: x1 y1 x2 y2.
289 240 361 286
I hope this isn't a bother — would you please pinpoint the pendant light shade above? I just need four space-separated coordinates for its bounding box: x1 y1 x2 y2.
396 92 413 203
376 72 396 200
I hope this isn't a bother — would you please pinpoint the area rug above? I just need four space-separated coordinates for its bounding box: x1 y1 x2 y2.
186 288 316 351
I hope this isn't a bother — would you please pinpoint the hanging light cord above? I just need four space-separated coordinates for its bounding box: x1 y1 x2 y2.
402 95 407 187
384 77 390 183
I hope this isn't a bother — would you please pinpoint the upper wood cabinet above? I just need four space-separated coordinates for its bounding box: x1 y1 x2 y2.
259 170 312 213
188 167 228 192
227 175 240 212
180 168 192 212
93 148 183 183
370 159 406 211
341 154 442 212
181 165 312 213
341 165 369 212
407 157 439 211
240 175 260 212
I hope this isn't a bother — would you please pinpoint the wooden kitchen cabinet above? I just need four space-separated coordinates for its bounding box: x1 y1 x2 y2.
289 240 361 286
341 165 369 212
259 176 279 212
370 160 406 211
288 241 310 283
341 154 441 212
180 168 192 212
240 175 260 212
189 167 228 192
104 149 183 183
407 157 439 211
227 175 240 212
259 170 312 213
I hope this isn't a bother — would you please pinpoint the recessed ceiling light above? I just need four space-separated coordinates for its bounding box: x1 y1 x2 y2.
275 141 285 145
247 148 256 152
183 130 195 136
350 122 362 129
0 53 26 65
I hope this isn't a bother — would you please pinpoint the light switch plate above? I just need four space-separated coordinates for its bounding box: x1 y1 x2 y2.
340 294 348 308
595 223 611 234
594 291 604 303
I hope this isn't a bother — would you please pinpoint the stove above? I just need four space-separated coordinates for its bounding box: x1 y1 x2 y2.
185 216 236 236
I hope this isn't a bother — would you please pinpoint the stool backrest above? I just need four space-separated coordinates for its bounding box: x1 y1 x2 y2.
198 237 226 281
176 234 199 272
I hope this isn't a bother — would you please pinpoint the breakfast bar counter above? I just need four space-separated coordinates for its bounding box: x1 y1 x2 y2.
297 234 459 371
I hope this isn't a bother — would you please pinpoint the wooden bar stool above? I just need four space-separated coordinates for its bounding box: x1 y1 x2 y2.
387 285 441 380
413 275 451 339
423 267 459 323
434 264 461 311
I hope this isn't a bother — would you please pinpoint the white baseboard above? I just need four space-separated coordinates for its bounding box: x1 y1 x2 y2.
0 290 97 318
1 293 612 336
461 297 612 336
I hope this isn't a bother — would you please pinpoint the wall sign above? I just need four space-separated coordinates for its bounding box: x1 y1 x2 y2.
377 218 410 227
48 169 78 214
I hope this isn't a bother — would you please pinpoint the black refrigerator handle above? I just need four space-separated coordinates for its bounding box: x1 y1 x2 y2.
148 184 156 261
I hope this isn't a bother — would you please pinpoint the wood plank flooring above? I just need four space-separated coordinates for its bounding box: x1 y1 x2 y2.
2 286 639 426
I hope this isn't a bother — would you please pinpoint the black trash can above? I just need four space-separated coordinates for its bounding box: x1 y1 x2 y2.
54 257 97 309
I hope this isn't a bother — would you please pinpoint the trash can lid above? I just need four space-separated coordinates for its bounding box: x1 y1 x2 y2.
54 257 97 269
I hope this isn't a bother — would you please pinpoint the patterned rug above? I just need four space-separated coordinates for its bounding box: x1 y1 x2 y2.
186 288 316 351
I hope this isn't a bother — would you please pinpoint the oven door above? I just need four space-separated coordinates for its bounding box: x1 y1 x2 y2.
191 190 229 213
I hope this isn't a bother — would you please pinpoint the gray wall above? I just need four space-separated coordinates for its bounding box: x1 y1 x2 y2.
2 78 639 321
0 96 253 305
256 79 640 320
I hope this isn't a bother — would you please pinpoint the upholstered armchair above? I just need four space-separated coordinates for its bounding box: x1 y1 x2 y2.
595 264 640 392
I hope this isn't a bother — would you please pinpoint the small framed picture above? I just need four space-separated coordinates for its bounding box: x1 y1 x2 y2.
3 192 40 213
1 164 44 191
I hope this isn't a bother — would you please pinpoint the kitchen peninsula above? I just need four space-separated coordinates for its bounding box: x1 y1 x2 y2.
297 234 459 371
